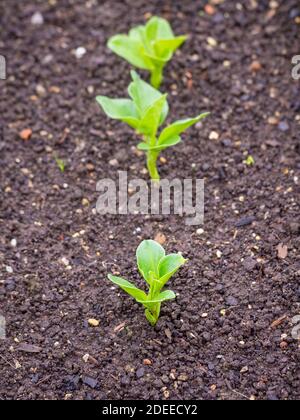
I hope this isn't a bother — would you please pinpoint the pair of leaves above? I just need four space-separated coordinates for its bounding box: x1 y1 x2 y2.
108 240 186 309
137 112 210 152
108 17 188 73
97 71 168 138
96 71 210 152
108 275 176 305
136 240 186 288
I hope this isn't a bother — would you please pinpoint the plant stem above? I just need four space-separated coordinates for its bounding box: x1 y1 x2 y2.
147 150 160 182
150 67 163 89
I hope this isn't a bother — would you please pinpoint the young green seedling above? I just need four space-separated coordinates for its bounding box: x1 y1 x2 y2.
108 240 186 326
108 16 188 88
96 71 209 181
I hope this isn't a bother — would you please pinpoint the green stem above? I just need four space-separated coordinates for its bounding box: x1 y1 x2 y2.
150 67 163 89
147 150 160 182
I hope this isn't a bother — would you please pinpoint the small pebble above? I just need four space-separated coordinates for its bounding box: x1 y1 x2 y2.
207 37 217 47
196 228 204 235
226 296 239 306
74 47 87 59
209 131 219 140
278 121 289 132
109 159 118 167
88 319 100 327
31 12 44 26
136 368 145 379
10 239 17 248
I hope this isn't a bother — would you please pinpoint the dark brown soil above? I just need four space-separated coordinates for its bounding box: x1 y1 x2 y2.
0 0 300 401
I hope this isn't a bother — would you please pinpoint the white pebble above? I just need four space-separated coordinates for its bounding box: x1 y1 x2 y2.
31 12 44 26
74 47 87 59
6 266 13 274
209 131 220 140
10 239 17 248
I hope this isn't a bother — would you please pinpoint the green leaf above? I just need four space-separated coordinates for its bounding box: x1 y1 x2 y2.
108 275 147 302
137 135 181 151
138 94 168 136
136 240 165 284
129 26 146 43
145 17 174 42
158 254 186 286
154 36 188 58
158 113 210 144
107 35 152 70
96 96 140 129
128 71 169 123
144 290 176 304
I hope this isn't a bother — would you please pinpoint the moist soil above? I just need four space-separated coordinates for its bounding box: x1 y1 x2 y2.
0 0 300 401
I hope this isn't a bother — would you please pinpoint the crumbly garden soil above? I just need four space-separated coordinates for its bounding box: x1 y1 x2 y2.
0 0 299 401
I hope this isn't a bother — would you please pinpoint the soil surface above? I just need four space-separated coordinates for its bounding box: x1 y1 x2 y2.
0 0 300 401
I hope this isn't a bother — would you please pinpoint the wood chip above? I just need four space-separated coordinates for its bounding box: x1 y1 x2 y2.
271 315 287 329
113 322 126 333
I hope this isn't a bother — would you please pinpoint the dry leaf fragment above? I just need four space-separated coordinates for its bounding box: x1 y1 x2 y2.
271 315 287 329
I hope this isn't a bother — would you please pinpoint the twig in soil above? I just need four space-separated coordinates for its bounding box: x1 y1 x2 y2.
0 353 16 369
225 380 252 401
35 375 52 386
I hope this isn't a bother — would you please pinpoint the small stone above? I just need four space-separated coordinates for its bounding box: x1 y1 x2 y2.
143 359 152 366
216 250 222 259
196 228 204 235
270 0 279 9
250 61 262 72
178 374 188 382
209 131 219 140
6 266 13 274
10 239 17 248
289 8 300 19
82 376 98 389
278 121 289 132
201 313 208 318
207 37 218 47
268 116 279 125
243 257 257 272
136 368 145 379
204 4 216 15
82 198 90 207
88 319 100 327
160 157 167 164
31 12 44 26
19 129 32 141
289 222 299 234
36 84 47 97
154 233 166 245
280 341 288 350
226 296 239 306
222 138 232 147
109 159 118 167
240 366 249 374
61 257 69 266
82 354 90 363
74 47 87 59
